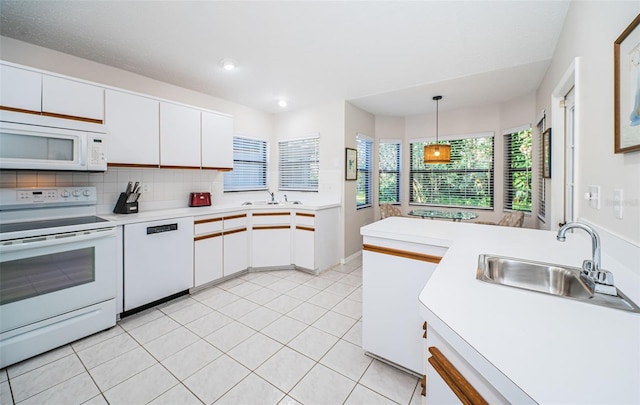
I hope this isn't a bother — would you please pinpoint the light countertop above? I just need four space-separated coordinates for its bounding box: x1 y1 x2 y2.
360 217 640 404
99 202 340 226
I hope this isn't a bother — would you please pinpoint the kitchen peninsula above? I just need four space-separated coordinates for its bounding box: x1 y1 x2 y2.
361 217 640 404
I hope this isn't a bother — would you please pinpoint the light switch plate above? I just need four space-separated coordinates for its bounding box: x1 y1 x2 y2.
587 185 600 209
614 189 623 219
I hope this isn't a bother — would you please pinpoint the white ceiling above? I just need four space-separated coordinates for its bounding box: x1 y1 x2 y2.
0 1 570 116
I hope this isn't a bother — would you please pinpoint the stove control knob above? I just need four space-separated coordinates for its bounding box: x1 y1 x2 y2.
83 190 92 197
72 190 81 197
61 190 71 198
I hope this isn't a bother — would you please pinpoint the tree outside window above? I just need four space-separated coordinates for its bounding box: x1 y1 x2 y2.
504 129 532 212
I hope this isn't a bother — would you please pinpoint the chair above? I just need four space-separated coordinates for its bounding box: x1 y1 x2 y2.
474 211 524 227
380 204 403 219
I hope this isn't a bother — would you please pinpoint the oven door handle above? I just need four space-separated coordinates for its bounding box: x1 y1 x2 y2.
0 227 116 253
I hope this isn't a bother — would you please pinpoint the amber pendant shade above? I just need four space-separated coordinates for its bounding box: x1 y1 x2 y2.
423 144 451 164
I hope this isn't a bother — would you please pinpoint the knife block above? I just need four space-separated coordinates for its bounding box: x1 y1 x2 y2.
113 192 139 214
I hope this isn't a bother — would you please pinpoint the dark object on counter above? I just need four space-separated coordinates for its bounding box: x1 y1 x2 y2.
113 181 141 214
189 192 211 207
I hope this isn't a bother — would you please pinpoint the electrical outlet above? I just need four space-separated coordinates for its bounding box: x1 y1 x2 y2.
142 183 152 193
614 189 623 219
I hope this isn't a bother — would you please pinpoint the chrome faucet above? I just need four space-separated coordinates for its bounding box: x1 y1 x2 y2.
556 222 616 296
267 191 275 202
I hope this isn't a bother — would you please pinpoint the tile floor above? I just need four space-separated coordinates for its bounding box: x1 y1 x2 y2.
0 258 423 405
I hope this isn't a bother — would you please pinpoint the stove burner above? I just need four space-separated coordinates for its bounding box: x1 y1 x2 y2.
0 216 109 234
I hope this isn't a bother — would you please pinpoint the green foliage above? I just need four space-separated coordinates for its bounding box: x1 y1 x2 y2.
506 129 532 212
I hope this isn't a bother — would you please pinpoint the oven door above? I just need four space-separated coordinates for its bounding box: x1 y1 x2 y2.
0 227 117 333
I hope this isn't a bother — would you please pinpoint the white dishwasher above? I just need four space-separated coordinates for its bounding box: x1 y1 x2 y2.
124 216 194 311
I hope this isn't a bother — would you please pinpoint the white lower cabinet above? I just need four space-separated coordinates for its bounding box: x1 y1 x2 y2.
194 217 223 287
223 214 248 276
251 211 292 268
294 226 314 270
362 236 446 374
424 324 509 405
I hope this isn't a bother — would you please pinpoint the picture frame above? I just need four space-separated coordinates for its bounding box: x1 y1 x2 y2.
614 14 640 153
542 128 552 178
345 148 357 180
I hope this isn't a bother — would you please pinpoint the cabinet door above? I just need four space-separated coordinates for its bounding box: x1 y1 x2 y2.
252 227 291 268
201 111 233 169
105 90 159 165
294 227 315 270
194 234 223 287
0 65 41 112
160 102 201 167
42 75 104 121
224 229 248 276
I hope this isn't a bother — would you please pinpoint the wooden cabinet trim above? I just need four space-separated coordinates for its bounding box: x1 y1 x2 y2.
194 232 223 241
108 163 160 169
41 111 103 124
295 212 315 218
201 166 232 171
224 214 247 220
253 225 291 231
363 244 442 264
427 347 488 405
0 106 103 124
158 165 200 170
224 227 247 236
195 217 223 225
296 226 315 232
253 212 291 217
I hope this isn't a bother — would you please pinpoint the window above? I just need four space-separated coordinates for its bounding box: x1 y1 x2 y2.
409 135 494 208
504 128 533 212
224 136 267 191
356 134 373 208
536 116 546 222
278 136 319 191
379 141 401 204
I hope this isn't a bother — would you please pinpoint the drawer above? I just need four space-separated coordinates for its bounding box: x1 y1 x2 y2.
295 212 315 227
224 213 248 230
194 217 223 235
252 212 291 226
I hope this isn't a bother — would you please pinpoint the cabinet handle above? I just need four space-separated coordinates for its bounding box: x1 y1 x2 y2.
362 244 442 264
427 347 488 405
423 321 427 330
421 375 426 396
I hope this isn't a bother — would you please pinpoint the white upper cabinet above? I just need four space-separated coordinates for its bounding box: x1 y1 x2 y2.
42 75 104 121
201 111 233 169
105 90 160 166
0 65 41 112
160 102 201 168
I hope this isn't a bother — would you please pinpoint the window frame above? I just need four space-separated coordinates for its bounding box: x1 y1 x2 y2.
378 140 401 205
503 126 533 213
223 135 268 192
278 135 320 192
409 133 495 209
356 134 373 209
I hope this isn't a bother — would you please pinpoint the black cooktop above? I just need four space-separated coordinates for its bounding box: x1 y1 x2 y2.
0 216 109 234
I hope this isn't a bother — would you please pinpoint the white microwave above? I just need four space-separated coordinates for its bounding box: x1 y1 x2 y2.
0 119 107 172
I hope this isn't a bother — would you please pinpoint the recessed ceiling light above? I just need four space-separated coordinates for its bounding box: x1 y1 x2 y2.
277 99 288 108
220 58 237 71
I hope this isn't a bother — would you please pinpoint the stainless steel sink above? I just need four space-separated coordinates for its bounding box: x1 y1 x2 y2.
477 254 640 313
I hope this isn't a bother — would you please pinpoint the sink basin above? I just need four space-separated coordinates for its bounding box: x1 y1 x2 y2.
477 254 640 313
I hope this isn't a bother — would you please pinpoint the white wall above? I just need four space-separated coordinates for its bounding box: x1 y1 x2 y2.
344 102 375 258
536 2 640 245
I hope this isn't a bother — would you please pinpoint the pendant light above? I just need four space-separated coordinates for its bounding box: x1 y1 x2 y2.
424 95 451 164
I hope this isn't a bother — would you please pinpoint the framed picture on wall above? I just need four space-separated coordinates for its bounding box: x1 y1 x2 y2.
614 13 640 153
543 128 552 178
345 148 357 180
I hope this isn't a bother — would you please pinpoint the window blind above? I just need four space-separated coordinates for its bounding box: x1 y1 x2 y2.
224 136 268 191
536 116 546 222
356 134 373 208
379 141 401 204
504 128 532 212
409 136 494 208
278 136 319 191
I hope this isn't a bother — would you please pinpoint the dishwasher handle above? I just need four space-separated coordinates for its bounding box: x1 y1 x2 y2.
147 223 178 235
